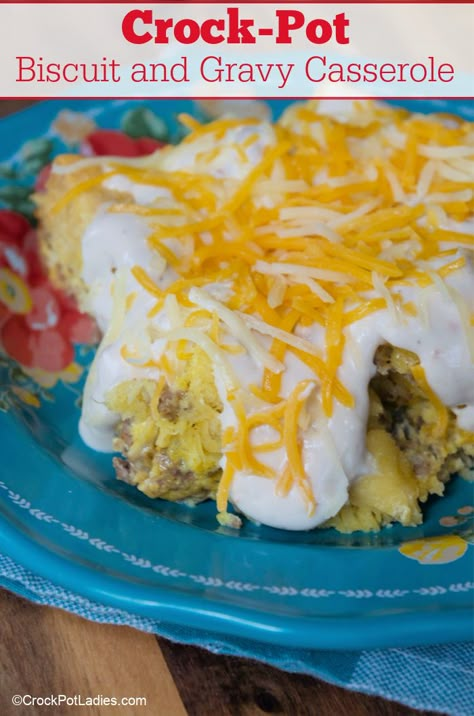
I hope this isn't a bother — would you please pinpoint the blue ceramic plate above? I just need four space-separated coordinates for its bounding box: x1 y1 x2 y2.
0 99 473 651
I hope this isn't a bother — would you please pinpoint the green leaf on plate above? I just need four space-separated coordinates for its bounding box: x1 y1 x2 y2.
21 156 50 176
0 165 17 179
0 185 32 201
12 199 37 222
20 138 54 176
121 107 168 141
460 526 474 543
21 138 54 162
0 187 37 221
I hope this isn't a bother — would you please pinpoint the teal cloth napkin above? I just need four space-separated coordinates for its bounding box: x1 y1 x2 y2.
1 552 472 715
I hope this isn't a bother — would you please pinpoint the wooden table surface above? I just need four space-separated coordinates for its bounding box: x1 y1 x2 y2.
0 588 435 716
0 100 434 716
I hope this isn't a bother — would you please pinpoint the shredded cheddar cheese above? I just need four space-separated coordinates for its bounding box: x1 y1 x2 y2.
54 100 474 520
282 380 317 515
131 266 164 298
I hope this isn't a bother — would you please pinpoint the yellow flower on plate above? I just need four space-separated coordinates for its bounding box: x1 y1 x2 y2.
10 386 40 408
0 268 32 314
25 362 83 389
399 535 468 565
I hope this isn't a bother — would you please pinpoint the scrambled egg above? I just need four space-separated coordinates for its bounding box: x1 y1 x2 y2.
107 349 223 502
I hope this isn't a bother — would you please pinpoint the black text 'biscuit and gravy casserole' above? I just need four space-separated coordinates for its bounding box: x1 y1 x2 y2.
36 100 474 532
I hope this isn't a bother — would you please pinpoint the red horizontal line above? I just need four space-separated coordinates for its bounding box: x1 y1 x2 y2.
1 96 473 100
2 1 473 4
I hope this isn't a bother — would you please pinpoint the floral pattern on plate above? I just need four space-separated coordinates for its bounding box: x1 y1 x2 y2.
0 106 169 405
399 506 474 564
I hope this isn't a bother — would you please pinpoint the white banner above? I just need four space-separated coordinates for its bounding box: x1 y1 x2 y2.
0 3 472 98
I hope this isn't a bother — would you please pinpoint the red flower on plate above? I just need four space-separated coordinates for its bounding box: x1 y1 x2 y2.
36 129 165 193
0 209 100 374
81 129 165 157
35 164 52 192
